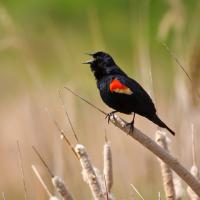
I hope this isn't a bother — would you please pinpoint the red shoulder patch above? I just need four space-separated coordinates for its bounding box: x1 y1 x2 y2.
109 79 133 95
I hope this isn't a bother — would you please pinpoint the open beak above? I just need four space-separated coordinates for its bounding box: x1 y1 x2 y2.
82 52 95 64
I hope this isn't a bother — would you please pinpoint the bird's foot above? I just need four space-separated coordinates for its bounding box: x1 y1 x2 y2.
105 111 117 124
126 122 135 134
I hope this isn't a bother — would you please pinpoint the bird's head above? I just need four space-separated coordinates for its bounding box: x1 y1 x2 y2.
83 51 116 80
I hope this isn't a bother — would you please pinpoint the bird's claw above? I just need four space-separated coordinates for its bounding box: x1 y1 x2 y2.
126 122 135 134
105 111 116 124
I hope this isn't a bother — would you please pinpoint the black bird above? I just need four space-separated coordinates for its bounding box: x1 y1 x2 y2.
83 51 175 135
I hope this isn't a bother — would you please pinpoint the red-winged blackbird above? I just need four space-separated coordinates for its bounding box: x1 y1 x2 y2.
83 51 175 135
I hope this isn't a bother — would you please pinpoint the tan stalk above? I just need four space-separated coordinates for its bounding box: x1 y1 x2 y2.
32 146 74 200
130 184 145 200
32 165 51 197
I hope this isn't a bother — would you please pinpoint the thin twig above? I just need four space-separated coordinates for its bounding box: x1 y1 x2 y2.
45 108 78 159
32 147 75 199
31 165 52 198
130 184 145 200
162 43 200 98
58 89 79 143
163 43 192 81
17 141 28 200
64 86 107 115
32 146 54 178
65 87 200 197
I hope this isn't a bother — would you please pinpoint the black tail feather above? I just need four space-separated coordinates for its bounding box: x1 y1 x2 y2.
148 114 175 136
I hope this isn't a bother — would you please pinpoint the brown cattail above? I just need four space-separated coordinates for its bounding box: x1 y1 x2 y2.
52 176 74 200
75 144 104 200
103 141 113 193
156 130 176 200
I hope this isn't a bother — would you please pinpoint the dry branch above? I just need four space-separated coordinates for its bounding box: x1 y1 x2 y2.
155 131 175 200
110 114 200 197
64 87 200 197
75 144 104 200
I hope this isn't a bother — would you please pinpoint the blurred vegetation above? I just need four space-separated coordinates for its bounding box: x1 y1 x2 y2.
0 0 200 199
1 0 200 90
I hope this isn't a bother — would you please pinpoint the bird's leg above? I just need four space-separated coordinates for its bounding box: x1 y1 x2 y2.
126 113 135 133
105 111 118 124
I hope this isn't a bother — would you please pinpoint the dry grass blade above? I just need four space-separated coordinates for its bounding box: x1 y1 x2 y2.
32 147 74 199
65 87 200 197
32 146 54 178
52 176 74 200
163 43 200 99
31 164 52 198
130 184 145 200
58 89 79 143
64 86 107 115
75 144 104 200
45 108 78 159
163 43 192 81
17 141 28 200
155 131 175 200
